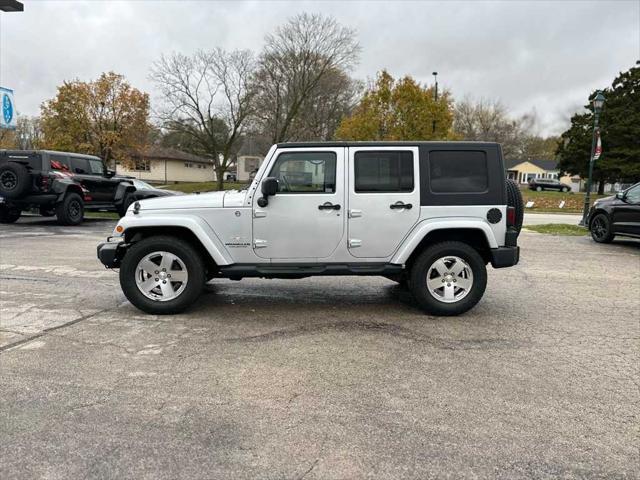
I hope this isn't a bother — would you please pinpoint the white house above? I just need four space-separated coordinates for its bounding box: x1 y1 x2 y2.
117 146 215 184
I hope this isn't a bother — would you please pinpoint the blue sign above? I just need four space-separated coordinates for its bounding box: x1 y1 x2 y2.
0 87 16 129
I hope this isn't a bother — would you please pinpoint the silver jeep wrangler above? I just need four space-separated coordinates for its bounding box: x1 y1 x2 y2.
98 142 523 316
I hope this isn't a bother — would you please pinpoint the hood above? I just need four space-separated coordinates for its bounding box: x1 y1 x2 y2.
137 191 227 210
594 195 615 205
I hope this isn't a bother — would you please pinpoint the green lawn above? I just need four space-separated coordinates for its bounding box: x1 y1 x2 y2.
525 223 588 236
85 211 119 219
161 181 248 194
521 188 609 213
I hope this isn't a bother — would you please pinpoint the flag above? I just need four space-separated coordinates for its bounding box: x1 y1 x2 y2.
593 130 602 160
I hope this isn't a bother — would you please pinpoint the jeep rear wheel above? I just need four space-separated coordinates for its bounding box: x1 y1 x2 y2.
119 236 205 314
0 205 21 224
0 163 31 199
409 241 487 316
56 192 84 225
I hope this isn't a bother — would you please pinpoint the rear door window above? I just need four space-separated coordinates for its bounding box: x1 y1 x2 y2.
49 154 71 172
428 151 488 193
354 151 414 193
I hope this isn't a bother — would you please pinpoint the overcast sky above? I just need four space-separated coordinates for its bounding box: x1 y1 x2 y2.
1 0 638 136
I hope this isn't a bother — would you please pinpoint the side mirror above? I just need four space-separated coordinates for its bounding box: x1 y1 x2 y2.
105 169 116 178
258 177 278 207
616 192 625 200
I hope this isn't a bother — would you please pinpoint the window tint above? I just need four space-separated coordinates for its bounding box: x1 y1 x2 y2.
429 151 488 193
269 152 336 193
49 154 70 172
70 157 91 174
88 159 104 175
354 151 413 193
625 185 640 204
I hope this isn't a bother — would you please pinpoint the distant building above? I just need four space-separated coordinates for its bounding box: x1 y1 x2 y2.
505 158 580 192
116 146 215 184
236 155 264 182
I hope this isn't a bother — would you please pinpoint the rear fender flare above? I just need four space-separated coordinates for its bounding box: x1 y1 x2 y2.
114 182 136 205
117 214 233 266
52 180 84 202
392 218 499 264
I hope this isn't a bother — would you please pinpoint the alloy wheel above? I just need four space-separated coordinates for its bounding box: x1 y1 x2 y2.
426 256 474 303
591 216 608 240
135 251 189 302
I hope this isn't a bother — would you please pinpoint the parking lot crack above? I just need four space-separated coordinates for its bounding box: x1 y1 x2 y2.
0 307 112 353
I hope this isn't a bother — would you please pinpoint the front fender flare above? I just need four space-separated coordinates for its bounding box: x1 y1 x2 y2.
117 214 233 266
391 218 499 264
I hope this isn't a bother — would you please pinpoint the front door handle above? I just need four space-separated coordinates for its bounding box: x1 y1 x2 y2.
318 202 341 211
390 202 413 210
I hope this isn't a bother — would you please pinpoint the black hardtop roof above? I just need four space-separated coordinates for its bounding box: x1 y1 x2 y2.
0 149 101 160
276 141 501 148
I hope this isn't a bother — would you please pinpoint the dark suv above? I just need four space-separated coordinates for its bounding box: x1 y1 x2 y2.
528 177 571 192
0 150 137 225
588 182 640 243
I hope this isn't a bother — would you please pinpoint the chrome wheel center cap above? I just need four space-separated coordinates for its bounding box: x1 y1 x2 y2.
159 271 168 280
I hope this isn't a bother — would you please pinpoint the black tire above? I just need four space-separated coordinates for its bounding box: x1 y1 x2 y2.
0 205 21 224
536 186 542 192
0 163 31 199
39 206 56 217
590 212 614 243
561 187 569 193
119 235 206 315
55 192 84 225
409 241 487 316
505 179 524 234
118 193 136 218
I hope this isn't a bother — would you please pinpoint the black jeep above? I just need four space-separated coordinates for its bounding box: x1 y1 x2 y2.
0 150 137 225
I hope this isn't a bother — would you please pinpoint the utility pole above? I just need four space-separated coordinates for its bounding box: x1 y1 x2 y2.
432 72 438 135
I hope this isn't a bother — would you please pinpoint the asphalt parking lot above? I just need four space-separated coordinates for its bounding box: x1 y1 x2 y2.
1 217 639 479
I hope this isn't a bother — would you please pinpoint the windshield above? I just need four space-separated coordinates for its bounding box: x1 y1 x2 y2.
132 180 155 190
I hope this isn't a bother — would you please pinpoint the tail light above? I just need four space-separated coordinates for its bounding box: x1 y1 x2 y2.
506 206 516 227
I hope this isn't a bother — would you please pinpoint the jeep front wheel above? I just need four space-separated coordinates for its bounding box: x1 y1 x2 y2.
56 192 84 225
119 236 205 314
409 241 487 316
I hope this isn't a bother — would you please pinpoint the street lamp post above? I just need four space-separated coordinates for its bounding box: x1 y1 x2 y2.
432 72 438 134
580 91 605 226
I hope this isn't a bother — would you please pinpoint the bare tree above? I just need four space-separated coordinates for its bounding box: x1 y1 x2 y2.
0 116 43 149
252 13 361 143
454 97 535 159
150 49 255 189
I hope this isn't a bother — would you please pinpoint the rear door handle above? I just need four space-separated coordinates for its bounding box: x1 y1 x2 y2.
390 202 412 210
318 202 341 211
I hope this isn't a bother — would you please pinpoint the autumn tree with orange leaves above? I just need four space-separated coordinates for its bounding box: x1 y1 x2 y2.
336 70 455 141
41 72 150 168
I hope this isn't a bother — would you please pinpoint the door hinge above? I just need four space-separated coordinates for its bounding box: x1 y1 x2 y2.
348 239 362 248
254 239 268 248
253 210 267 218
348 209 363 218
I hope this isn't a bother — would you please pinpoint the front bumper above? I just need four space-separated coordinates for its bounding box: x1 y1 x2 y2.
490 246 520 268
97 239 127 268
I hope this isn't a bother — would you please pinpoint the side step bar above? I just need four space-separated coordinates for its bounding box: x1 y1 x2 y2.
217 263 404 279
